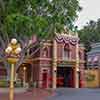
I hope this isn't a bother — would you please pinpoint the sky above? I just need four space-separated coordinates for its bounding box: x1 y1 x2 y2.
75 0 100 29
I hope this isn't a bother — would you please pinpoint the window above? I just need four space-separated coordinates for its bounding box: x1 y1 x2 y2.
88 57 92 62
79 52 82 59
93 56 98 62
62 45 69 60
42 47 48 57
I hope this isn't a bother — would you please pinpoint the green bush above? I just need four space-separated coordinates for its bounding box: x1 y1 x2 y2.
0 80 9 87
15 81 22 87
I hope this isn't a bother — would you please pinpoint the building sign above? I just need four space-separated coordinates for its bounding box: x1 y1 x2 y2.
85 70 99 88
85 73 95 82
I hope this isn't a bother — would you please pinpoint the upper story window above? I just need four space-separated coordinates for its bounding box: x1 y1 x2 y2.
93 56 98 62
62 44 69 60
42 47 48 57
87 57 92 66
88 57 92 62
79 51 82 60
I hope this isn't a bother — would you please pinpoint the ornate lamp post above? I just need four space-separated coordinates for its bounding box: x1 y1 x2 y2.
5 38 21 100
23 66 26 87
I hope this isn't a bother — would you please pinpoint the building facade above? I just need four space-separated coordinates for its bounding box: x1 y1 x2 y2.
87 43 100 68
17 31 85 88
86 43 100 88
0 29 85 88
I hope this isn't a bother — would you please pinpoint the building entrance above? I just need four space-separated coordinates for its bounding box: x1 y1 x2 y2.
41 69 49 88
57 67 75 88
42 71 48 88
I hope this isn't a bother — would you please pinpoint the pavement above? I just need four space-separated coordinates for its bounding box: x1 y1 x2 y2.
0 88 54 100
1 88 100 100
47 88 100 100
0 87 26 93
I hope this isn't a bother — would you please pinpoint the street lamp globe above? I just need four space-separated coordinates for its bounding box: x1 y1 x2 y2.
5 46 12 54
15 47 21 54
23 67 26 71
76 68 79 72
11 38 17 45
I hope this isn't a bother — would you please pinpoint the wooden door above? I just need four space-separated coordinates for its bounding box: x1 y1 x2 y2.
42 70 48 88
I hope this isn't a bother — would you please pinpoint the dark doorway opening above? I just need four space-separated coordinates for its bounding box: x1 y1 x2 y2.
42 71 48 88
57 67 75 88
17 63 32 83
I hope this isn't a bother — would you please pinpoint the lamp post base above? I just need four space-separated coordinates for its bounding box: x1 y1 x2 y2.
9 87 14 100
9 63 15 100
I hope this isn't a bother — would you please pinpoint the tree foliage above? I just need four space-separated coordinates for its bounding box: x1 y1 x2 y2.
78 19 100 52
0 0 81 73
0 0 81 38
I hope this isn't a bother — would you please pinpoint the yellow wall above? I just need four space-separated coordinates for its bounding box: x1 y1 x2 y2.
84 69 100 88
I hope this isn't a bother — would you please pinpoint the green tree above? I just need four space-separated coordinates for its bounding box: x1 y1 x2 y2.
79 18 100 52
0 0 81 75
78 20 100 52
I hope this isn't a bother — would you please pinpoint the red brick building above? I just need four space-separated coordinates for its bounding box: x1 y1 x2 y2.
0 29 85 88
17 31 85 88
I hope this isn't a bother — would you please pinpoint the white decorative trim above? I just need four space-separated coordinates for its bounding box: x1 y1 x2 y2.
55 34 79 45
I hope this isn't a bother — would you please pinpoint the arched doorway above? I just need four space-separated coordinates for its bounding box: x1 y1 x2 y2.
17 63 32 86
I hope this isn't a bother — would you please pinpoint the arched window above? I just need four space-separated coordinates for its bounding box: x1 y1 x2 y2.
62 44 69 60
42 47 48 57
79 51 82 59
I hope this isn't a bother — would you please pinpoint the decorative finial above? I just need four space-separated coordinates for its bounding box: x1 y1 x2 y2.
64 26 69 34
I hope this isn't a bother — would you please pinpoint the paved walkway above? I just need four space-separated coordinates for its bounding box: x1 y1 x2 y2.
0 87 26 93
47 88 100 100
0 88 54 100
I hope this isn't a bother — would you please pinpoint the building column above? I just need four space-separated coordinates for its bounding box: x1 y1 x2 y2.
31 63 33 83
52 39 57 89
75 34 80 88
